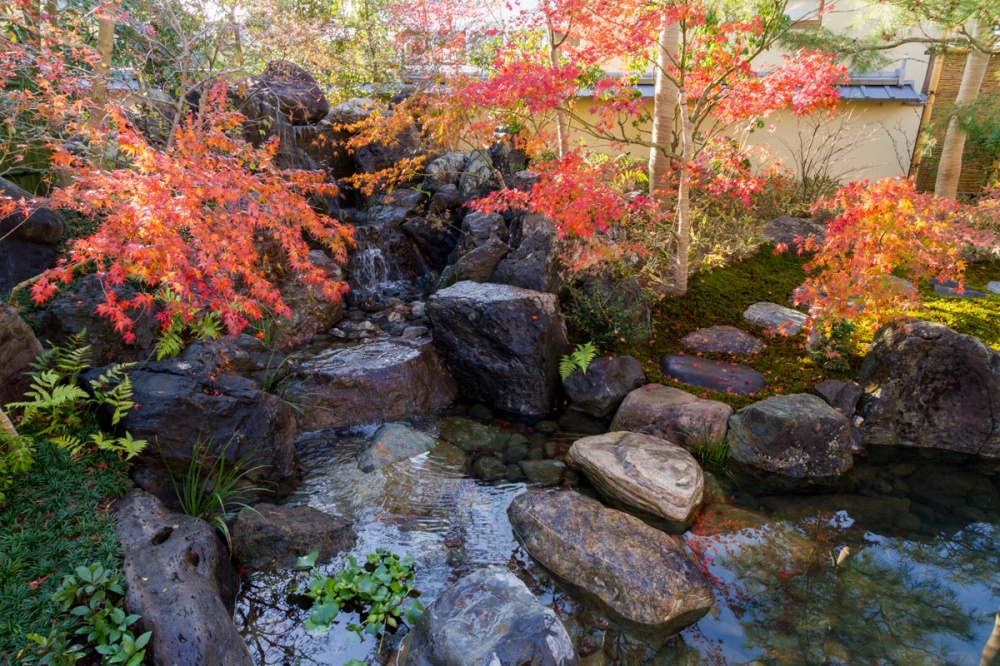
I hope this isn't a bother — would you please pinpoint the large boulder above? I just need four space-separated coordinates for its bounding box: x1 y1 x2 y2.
490 225 562 294
762 215 825 254
610 384 733 450
422 152 469 191
0 177 66 244
231 503 356 570
813 379 863 417
0 177 65 294
252 60 329 125
429 281 569 416
508 491 713 631
34 274 160 365
273 250 345 347
727 393 853 485
403 212 462 271
452 237 510 282
566 431 704 531
457 150 499 200
291 339 458 430
398 567 577 666
563 356 646 418
120 359 298 503
0 305 43 407
354 122 423 174
325 97 376 126
116 489 253 666
857 320 1000 457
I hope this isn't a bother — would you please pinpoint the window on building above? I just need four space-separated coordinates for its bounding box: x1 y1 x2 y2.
786 0 823 28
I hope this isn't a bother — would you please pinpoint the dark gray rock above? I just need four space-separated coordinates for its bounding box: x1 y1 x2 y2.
473 455 506 482
359 423 438 472
660 354 766 395
491 228 562 294
459 210 509 247
519 459 564 486
121 359 298 503
403 213 462 270
857 319 1000 457
423 152 470 191
231 503 356 569
274 250 345 347
398 567 577 666
429 281 569 416
563 356 646 418
610 384 732 453
116 489 253 666
508 491 713 630
0 239 58 294
813 379 863 417
742 302 808 336
34 274 160 365
728 393 853 484
251 60 329 124
680 326 763 355
326 97 376 126
458 150 499 200
292 339 457 430
762 215 825 254
0 176 66 244
428 184 461 215
453 237 511 282
0 304 42 406
355 122 423 174
566 431 704 530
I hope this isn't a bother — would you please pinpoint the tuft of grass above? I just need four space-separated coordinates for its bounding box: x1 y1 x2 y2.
0 441 131 660
616 247 856 410
683 429 730 472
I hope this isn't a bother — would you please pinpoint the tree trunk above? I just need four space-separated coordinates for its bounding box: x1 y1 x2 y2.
547 23 570 158
90 1 116 124
934 21 991 199
674 89 693 294
983 610 1000 666
0 408 17 438
648 20 679 201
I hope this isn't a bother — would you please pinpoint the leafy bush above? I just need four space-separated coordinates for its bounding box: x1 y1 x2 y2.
23 563 150 666
7 332 147 461
297 548 424 639
563 279 651 350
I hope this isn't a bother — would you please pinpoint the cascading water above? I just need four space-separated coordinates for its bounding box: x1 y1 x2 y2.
350 247 394 296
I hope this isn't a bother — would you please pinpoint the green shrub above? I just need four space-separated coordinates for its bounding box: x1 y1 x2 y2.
23 563 150 666
563 280 651 350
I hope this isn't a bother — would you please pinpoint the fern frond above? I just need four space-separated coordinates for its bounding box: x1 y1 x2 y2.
573 342 598 375
559 355 577 381
52 434 84 454
155 329 184 361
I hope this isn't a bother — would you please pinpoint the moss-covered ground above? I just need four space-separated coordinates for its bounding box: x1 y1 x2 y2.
613 249 1000 410
0 442 131 660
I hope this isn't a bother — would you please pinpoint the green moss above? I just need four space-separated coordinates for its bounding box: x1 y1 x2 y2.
0 442 131 660
610 252 1000 411
918 258 1000 348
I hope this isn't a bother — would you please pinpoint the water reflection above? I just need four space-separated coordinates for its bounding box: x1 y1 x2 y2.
236 417 1000 666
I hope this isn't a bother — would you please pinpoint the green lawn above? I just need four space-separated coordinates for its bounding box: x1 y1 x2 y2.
0 441 131 660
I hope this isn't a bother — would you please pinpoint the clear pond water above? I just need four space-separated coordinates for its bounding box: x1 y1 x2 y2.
235 410 1000 666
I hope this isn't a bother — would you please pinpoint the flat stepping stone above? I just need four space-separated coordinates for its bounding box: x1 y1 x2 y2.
742 302 807 336
681 325 763 355
928 278 990 299
660 354 766 395
987 281 1000 294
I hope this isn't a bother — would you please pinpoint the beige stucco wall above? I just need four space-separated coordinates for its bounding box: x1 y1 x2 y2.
567 0 936 183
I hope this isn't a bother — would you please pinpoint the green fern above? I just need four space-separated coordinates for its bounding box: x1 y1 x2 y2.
559 342 600 380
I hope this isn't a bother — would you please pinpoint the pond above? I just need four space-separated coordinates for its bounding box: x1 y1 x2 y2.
235 408 1000 666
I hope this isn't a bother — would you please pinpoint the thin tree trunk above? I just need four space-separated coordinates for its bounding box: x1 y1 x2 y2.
0 408 17 438
934 21 991 199
674 89 693 294
90 1 116 125
547 22 570 158
983 610 1000 666
648 20 679 201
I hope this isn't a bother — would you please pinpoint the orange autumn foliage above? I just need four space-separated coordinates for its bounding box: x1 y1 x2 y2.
32 85 354 341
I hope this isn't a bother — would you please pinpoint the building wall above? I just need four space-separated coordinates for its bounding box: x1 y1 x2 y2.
567 0 935 184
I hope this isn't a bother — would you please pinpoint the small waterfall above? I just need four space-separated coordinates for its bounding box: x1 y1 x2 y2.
351 247 394 295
